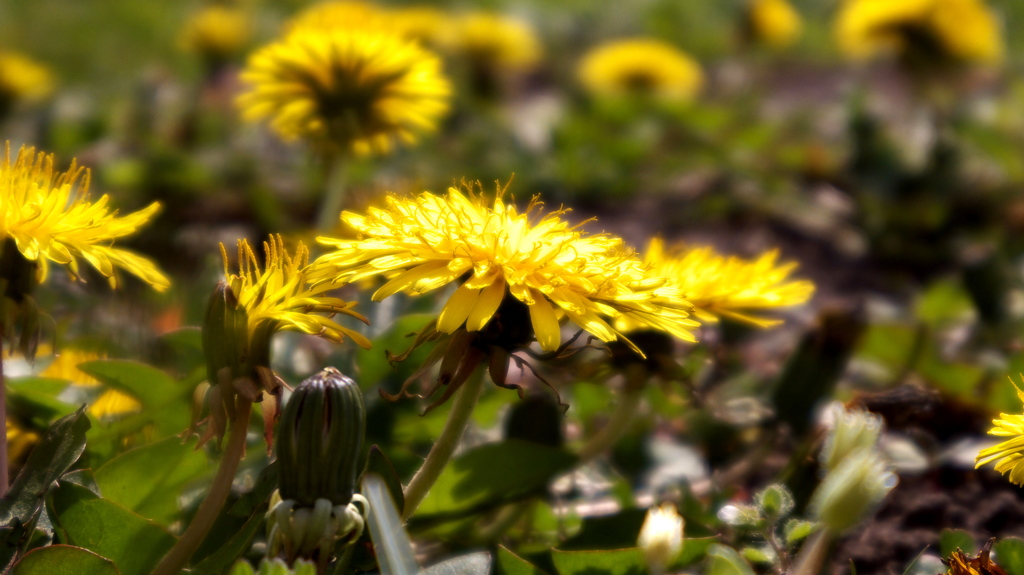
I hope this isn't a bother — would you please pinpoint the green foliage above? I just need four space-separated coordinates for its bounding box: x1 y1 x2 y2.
995 538 1024 575
939 529 976 559
550 549 646 575
12 545 119 575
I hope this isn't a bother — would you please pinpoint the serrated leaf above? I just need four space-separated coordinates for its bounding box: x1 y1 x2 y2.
414 440 576 520
12 545 119 575
49 482 176 575
93 437 208 525
551 548 645 575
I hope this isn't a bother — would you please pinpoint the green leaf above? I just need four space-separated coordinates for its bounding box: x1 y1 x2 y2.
994 537 1024 575
706 544 756 575
740 547 775 565
363 446 405 514
560 509 646 551
12 545 119 575
551 548 646 575
6 377 75 424
496 546 549 575
355 314 435 388
228 561 255 575
191 502 269 575
0 408 90 571
676 537 717 567
414 440 576 520
77 360 178 408
94 436 208 525
363 474 420 575
784 519 815 546
49 482 176 575
423 551 491 575
939 529 975 558
755 484 793 519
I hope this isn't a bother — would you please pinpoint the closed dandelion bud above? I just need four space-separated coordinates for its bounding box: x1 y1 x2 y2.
820 403 882 473
277 368 365 507
202 281 251 388
810 448 896 533
637 503 684 575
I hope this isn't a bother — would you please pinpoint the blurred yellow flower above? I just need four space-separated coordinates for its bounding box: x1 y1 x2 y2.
285 0 385 32
180 5 251 62
311 186 698 353
835 0 1003 64
0 51 53 107
641 238 814 327
747 0 803 49
391 6 449 48
6 420 37 462
237 27 451 155
0 143 170 291
224 235 371 349
578 39 703 101
447 12 542 72
976 379 1024 485
41 349 141 419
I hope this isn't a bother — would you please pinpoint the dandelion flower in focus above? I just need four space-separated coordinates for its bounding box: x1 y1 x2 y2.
0 52 53 117
237 27 451 155
835 0 1003 65
641 238 814 327
447 12 541 72
578 39 703 101
41 349 141 419
746 0 803 49
0 143 170 291
976 379 1024 485
311 184 696 408
180 5 251 66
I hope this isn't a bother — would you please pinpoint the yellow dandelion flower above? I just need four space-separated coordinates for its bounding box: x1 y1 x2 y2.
0 52 52 109
641 238 814 327
447 12 542 71
180 5 251 62
391 6 449 48
0 143 169 291
224 234 371 350
41 349 141 419
747 0 803 49
976 379 1024 485
6 420 37 462
237 27 451 155
311 186 698 354
285 1 385 33
578 39 704 101
835 0 1003 64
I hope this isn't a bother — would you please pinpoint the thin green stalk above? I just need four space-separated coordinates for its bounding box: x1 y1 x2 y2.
790 529 832 575
152 399 253 575
577 386 644 463
317 154 349 232
402 374 486 520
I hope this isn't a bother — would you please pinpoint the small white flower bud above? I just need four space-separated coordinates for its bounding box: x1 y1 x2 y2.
637 503 684 574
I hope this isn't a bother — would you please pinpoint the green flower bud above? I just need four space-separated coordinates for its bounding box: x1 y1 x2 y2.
820 403 882 473
810 448 896 533
277 367 366 506
202 281 251 388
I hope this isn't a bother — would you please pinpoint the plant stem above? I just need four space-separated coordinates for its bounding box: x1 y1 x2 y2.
402 374 486 520
152 399 253 575
577 386 644 463
0 322 8 496
317 153 349 232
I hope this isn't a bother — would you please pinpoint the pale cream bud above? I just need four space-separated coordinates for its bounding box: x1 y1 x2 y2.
637 503 684 574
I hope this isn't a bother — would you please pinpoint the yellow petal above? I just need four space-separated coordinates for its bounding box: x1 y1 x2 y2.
529 291 561 352
437 284 480 333
467 277 506 331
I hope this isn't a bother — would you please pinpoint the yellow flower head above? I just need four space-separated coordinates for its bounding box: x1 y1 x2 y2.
0 143 169 291
237 27 451 155
223 235 371 350
578 39 703 101
6 420 37 463
747 0 803 49
641 238 814 327
285 0 385 32
391 6 449 48
447 12 542 71
976 379 1024 485
835 0 1003 65
180 5 252 62
41 349 141 419
0 51 53 106
311 185 698 354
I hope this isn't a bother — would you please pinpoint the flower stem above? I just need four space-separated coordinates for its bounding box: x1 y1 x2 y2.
152 399 253 575
317 153 349 232
402 374 486 520
790 529 832 575
577 385 644 463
